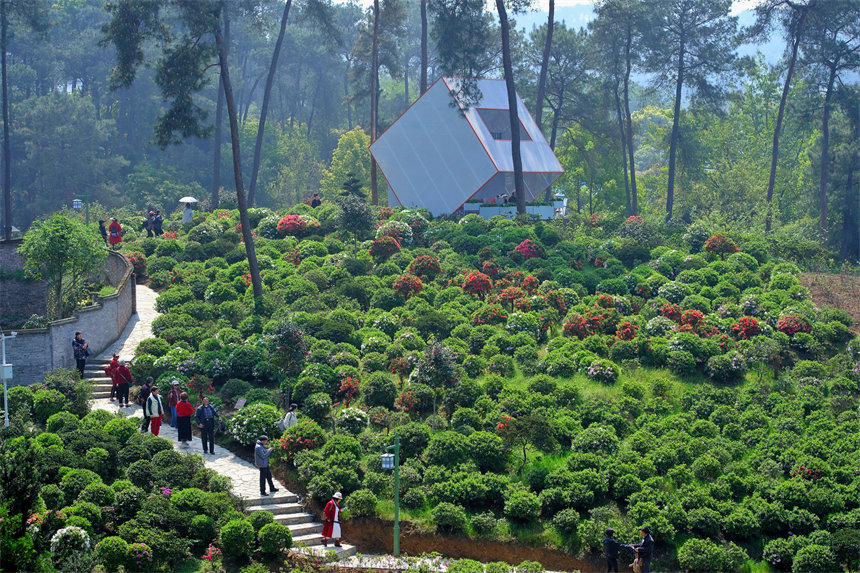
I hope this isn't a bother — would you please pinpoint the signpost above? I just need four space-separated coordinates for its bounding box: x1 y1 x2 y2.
1 331 16 427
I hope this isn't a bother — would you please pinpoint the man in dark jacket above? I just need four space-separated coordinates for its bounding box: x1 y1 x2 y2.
138 377 152 432
603 528 622 573
114 360 133 407
254 436 279 496
153 210 164 235
72 331 89 378
195 396 220 454
98 220 108 247
633 526 654 573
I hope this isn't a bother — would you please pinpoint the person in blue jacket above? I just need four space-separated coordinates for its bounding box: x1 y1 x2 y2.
254 436 280 496
632 526 654 573
603 528 623 573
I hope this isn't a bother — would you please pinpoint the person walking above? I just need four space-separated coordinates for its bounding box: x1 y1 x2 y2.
167 381 182 428
98 219 108 247
603 528 623 573
182 203 194 223
321 492 343 548
279 403 298 432
254 436 279 496
114 360 133 407
144 211 155 237
153 210 164 235
145 386 163 436
175 392 195 444
107 353 119 401
138 377 153 432
195 396 220 454
632 526 654 573
72 331 89 378
108 217 122 249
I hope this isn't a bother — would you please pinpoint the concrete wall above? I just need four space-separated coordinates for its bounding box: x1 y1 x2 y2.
1 248 134 387
0 239 48 322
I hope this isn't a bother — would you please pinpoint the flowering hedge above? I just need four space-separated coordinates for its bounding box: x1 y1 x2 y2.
703 233 739 256
512 239 545 260
408 254 441 278
392 273 423 299
777 314 812 336
462 270 492 298
228 402 282 445
275 421 327 461
369 235 401 260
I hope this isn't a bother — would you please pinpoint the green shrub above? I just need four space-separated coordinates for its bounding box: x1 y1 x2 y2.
486 562 512 573
516 561 545 573
33 389 66 424
60 468 102 502
228 403 282 446
431 502 467 533
448 559 485 573
424 431 469 467
136 337 171 357
466 431 507 472
363 374 398 408
191 514 217 548
248 510 274 532
504 490 540 522
471 512 499 536
219 518 255 559
792 544 837 573
46 411 79 434
7 385 34 416
78 482 116 506
346 489 378 517
94 536 129 570
105 417 140 446
258 522 293 556
553 508 580 535
304 392 333 423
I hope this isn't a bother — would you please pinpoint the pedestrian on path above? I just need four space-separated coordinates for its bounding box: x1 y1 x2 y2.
138 377 153 432
254 436 279 497
603 528 623 573
72 331 89 378
167 381 182 428
278 403 298 431
144 212 155 237
98 219 108 247
145 386 164 436
322 492 343 548
115 360 133 407
153 210 164 235
107 353 119 401
631 526 654 573
195 396 219 454
108 217 122 249
175 392 195 444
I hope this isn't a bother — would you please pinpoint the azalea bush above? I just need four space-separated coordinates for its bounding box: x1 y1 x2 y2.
369 235 402 260
275 421 327 461
227 403 282 445
392 273 423 299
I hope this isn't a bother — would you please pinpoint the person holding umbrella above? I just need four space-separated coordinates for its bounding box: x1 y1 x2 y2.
179 196 198 223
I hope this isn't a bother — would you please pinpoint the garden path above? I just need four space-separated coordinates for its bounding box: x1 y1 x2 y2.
87 285 355 557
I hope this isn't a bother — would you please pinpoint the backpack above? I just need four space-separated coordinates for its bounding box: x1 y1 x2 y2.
104 364 112 378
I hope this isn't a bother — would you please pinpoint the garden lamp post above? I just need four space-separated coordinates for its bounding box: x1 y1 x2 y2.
1 330 16 427
382 434 401 556
72 191 90 225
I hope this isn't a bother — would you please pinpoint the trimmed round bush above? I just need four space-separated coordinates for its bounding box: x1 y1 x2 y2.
304 392 333 423
219 518 255 559
33 389 66 424
258 522 293 556
431 502 467 533
248 510 274 532
553 508 580 535
50 525 91 561
228 403 282 446
466 431 507 473
504 490 540 522
402 488 427 510
448 559 485 573
424 431 469 467
792 544 837 573
363 374 397 408
46 411 79 434
94 536 128 570
346 489 379 517
471 512 499 536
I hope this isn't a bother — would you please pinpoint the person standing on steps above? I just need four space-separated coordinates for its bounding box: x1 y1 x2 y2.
322 492 343 548
114 360 133 408
107 353 119 401
603 528 623 573
72 331 89 379
254 436 279 497
175 392 195 444
138 377 153 432
167 381 181 428
108 217 122 249
195 396 219 454
145 386 164 436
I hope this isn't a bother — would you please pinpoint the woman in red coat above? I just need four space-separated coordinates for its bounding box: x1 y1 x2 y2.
108 217 122 249
321 492 343 547
175 392 195 444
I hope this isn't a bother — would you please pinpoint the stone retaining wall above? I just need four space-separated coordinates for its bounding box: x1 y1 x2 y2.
0 247 134 386
0 239 48 322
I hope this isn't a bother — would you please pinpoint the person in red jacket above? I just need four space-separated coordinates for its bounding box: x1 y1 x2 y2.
107 353 119 401
108 217 122 249
321 492 343 548
175 392 195 444
114 360 133 407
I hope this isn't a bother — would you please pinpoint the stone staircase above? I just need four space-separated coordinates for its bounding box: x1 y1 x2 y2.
85 358 116 400
244 493 357 559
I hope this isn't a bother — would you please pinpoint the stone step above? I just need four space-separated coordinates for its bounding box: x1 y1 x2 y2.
245 502 304 516
243 492 298 506
274 512 316 526
291 533 326 548
293 543 357 559
93 391 114 398
285 521 322 537
87 359 112 365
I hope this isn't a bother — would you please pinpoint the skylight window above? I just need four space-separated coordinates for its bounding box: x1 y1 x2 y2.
476 108 532 141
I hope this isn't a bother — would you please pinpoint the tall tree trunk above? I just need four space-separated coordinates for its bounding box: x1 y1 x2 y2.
819 66 836 234
623 22 637 215
370 0 380 205
344 67 353 129
615 85 631 215
765 9 805 233
211 10 229 210
248 0 292 207
2 0 11 240
550 112 560 150
420 0 428 94
215 13 262 300
307 71 322 137
666 42 685 220
496 0 525 215
535 0 553 129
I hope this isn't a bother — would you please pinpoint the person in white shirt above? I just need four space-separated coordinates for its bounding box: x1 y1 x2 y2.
182 203 194 223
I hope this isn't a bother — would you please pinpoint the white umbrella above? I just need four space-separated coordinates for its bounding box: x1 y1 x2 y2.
178 196 199 203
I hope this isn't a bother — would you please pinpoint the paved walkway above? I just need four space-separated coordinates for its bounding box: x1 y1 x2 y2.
100 284 160 359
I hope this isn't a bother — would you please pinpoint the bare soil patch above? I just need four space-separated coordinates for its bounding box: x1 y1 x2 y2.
801 273 860 333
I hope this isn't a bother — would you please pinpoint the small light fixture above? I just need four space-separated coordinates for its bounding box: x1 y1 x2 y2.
72 198 82 210
381 452 394 470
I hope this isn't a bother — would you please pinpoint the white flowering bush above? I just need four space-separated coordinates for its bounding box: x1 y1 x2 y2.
338 407 368 435
645 316 676 337
228 403 282 445
51 526 90 561
376 220 413 246
506 312 541 341
657 281 690 304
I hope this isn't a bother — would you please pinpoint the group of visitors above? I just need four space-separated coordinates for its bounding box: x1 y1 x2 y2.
138 380 222 453
97 218 123 249
603 527 655 573
143 210 164 237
